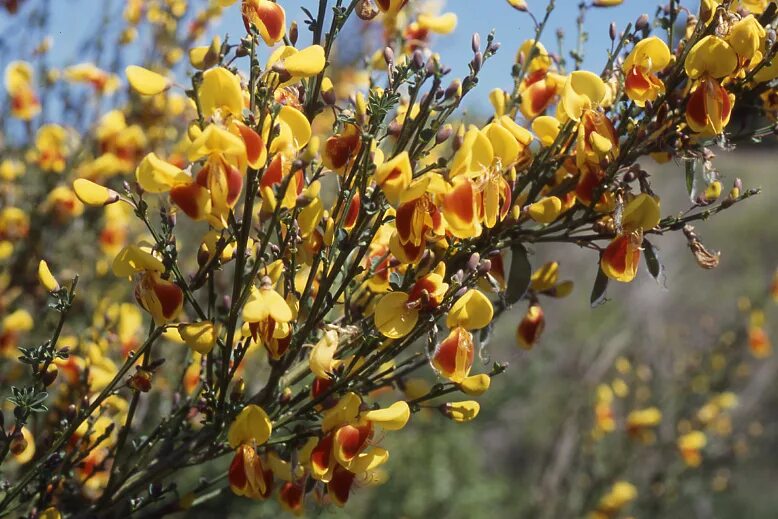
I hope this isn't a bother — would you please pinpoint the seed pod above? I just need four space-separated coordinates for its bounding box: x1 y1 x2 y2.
610 22 617 41
9 432 27 456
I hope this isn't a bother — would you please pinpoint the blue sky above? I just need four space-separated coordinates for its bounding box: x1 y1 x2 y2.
2 1 655 112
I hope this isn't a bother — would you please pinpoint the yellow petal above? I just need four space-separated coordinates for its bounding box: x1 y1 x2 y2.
684 36 737 80
309 329 339 379
125 65 171 95
282 45 326 77
322 392 361 432
178 322 217 354
136 153 189 193
562 70 606 121
459 374 491 396
532 115 561 146
112 244 165 277
622 193 661 231
362 401 410 430
199 67 243 119
374 292 417 338
72 178 119 206
38 260 59 292
417 13 458 34
446 289 494 330
527 196 562 224
375 151 412 206
442 400 480 422
227 404 272 448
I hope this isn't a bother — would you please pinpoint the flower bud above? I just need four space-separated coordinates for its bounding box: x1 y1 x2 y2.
472 52 483 73
636 14 649 31
435 124 453 144
383 46 395 68
471 33 481 53
289 21 299 46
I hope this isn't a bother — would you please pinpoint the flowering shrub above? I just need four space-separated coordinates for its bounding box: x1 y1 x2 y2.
0 0 777 516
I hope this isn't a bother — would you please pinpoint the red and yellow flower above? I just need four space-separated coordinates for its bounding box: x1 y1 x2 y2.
112 244 184 325
600 193 661 283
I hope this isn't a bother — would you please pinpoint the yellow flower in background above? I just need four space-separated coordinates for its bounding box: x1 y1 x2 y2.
35 124 72 173
4 61 40 120
588 481 637 519
678 430 707 467
125 65 171 95
63 63 120 94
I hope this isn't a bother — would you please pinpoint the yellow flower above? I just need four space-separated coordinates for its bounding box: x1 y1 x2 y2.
38 260 59 292
678 430 707 467
112 245 184 324
560 70 606 122
623 37 672 107
432 326 475 382
243 283 294 358
63 63 120 94
374 265 448 338
601 193 661 283
4 61 40 120
309 330 340 379
35 124 72 173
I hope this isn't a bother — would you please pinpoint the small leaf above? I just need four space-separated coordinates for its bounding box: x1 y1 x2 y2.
590 262 609 308
643 239 663 282
505 243 531 306
685 159 694 196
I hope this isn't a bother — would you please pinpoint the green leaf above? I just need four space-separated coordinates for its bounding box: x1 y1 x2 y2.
643 239 663 282
505 244 531 306
590 262 609 308
685 159 694 196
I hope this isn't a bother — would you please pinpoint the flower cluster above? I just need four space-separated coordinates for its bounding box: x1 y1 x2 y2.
0 0 777 516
